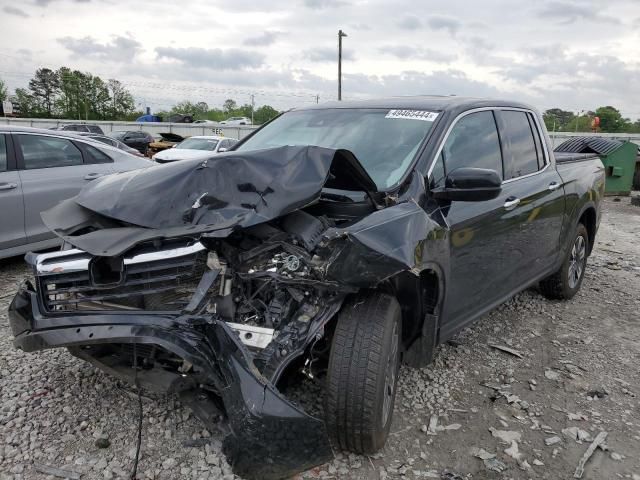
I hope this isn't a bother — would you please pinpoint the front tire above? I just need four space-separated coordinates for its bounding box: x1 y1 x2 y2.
540 223 589 300
324 293 401 454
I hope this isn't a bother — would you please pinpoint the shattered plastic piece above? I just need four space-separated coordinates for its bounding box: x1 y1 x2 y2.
33 464 81 480
504 440 523 461
545 369 561 381
485 457 507 473
545 436 562 446
471 448 506 473
488 344 524 358
562 427 593 443
489 427 522 444
427 415 439 435
441 471 464 480
518 459 531 470
574 431 607 478
443 423 462 431
471 447 495 460
567 412 588 421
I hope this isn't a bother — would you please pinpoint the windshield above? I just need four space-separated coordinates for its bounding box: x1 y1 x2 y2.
235 108 437 189
176 138 219 151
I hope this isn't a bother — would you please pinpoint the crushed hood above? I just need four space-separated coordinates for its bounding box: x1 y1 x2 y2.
42 145 378 256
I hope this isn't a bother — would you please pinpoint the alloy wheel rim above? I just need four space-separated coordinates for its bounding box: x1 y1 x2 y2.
568 235 586 289
382 321 399 427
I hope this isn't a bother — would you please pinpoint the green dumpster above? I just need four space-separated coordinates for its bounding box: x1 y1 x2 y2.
555 137 636 195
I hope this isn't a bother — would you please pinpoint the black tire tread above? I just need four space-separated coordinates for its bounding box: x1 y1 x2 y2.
325 292 400 454
540 223 588 300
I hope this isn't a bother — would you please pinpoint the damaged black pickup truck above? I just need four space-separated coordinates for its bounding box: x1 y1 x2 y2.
9 97 605 479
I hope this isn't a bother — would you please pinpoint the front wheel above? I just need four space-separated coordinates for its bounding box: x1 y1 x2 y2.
324 293 401 454
540 223 589 300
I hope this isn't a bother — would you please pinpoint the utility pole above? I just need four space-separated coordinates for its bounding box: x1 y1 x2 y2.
316 94 320 104
338 30 347 101
575 110 584 133
250 94 255 125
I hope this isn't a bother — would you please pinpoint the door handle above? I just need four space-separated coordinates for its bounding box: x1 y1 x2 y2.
548 181 561 191
504 197 520 210
84 173 102 180
0 183 17 191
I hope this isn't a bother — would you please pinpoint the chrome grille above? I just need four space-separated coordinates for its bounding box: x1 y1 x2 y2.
36 242 207 313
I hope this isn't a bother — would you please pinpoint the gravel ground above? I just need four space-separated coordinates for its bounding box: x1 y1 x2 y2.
1 196 639 480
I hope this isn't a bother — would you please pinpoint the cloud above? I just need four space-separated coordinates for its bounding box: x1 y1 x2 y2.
155 47 265 70
302 0 347 8
58 35 143 62
397 15 422 30
34 0 90 5
426 15 461 35
342 69 502 98
378 45 456 63
538 1 620 24
303 46 355 62
3 6 29 17
349 23 370 31
243 31 284 47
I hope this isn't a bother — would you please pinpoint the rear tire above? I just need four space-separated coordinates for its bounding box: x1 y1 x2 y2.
324 292 401 454
540 223 589 300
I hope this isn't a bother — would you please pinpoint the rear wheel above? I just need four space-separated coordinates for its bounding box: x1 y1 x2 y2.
324 292 401 453
540 223 588 300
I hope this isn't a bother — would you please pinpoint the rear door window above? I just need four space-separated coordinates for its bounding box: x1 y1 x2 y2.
18 135 83 169
441 110 503 178
81 144 113 164
499 110 540 179
528 113 546 169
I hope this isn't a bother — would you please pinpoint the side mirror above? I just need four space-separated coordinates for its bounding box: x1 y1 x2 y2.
432 167 502 202
218 147 228 152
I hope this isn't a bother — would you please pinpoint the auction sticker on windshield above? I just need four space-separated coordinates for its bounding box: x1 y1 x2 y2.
385 110 439 121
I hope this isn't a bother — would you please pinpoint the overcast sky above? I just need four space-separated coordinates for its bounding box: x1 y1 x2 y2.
1 0 639 117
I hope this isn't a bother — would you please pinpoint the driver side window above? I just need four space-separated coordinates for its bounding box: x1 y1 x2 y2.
432 111 503 188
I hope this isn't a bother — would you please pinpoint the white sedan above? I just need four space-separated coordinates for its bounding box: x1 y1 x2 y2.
219 117 252 125
152 136 238 163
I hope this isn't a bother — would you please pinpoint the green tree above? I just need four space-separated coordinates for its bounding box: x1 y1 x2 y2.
28 68 59 117
14 88 36 117
172 100 209 117
254 105 280 124
543 108 575 132
0 78 7 103
564 115 592 133
107 79 135 119
223 98 237 113
594 106 631 133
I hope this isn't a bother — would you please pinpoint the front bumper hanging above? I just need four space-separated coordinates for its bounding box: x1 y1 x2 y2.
8 281 334 480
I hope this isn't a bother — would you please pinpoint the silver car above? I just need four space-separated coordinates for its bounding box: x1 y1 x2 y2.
0 126 151 259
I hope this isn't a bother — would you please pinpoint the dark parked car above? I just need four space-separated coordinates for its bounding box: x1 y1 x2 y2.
51 124 104 134
9 97 605 480
74 132 146 157
109 130 154 155
0 126 150 259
